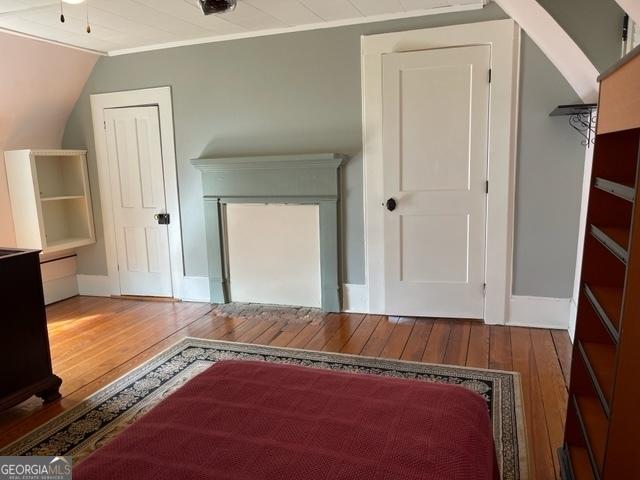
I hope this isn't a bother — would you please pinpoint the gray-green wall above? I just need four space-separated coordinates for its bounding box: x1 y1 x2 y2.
62 2 622 298
537 0 624 73
512 36 582 297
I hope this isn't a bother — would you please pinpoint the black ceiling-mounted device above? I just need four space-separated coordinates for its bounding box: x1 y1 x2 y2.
198 0 237 15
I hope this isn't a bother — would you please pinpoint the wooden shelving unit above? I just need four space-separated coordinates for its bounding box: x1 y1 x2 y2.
578 341 615 410
4 149 95 255
593 177 635 201
590 225 628 261
583 284 622 336
560 46 640 479
568 446 594 480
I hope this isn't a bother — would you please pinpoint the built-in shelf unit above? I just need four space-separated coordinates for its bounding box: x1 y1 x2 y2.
4 149 95 255
560 46 640 479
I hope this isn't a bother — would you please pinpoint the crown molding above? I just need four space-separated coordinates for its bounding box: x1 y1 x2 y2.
107 3 485 56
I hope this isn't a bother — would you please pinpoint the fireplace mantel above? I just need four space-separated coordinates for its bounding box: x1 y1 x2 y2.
192 154 346 311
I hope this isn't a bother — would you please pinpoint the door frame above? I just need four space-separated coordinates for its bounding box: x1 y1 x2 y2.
90 87 184 298
362 19 520 325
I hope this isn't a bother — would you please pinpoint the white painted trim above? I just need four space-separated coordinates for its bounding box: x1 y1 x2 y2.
569 140 595 339
509 296 571 330
107 3 485 57
494 0 599 103
90 87 186 299
181 276 211 303
622 18 640 55
39 256 76 282
0 27 105 56
342 284 369 313
40 255 78 304
615 0 640 25
77 274 111 297
42 276 78 305
362 19 520 324
569 298 578 343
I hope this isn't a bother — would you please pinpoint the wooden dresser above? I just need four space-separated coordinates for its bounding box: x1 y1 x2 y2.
0 248 61 412
560 46 640 479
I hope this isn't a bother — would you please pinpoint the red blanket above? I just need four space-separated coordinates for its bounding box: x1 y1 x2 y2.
75 360 498 479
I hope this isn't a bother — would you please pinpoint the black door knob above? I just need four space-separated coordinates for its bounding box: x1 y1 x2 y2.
386 198 397 211
154 213 171 225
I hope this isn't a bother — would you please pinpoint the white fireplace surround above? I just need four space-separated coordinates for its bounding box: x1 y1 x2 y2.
226 203 322 308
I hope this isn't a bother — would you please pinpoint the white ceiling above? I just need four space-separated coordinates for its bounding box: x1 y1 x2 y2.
0 0 485 55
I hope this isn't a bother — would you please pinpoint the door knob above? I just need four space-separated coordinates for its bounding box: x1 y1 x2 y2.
154 213 170 225
386 198 397 212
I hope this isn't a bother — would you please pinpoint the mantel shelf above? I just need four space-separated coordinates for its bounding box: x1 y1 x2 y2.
40 195 86 202
192 153 346 173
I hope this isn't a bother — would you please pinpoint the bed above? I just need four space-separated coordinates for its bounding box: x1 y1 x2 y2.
74 360 498 479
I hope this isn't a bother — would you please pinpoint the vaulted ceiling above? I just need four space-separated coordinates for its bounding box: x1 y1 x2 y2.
0 29 97 246
0 0 484 55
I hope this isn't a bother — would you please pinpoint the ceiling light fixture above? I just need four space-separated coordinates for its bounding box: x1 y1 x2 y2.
58 0 91 34
85 1 91 33
198 0 237 15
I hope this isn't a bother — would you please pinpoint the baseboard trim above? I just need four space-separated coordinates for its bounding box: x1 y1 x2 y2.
180 279 371 307
342 283 368 313
568 298 578 342
508 295 571 330
180 276 211 303
159 280 368 308
73 276 570 330
76 274 212 302
77 274 111 297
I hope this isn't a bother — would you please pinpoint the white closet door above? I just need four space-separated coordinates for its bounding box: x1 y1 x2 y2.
104 106 172 297
382 45 491 318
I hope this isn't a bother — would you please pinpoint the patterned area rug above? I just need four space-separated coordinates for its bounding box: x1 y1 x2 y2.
1 338 527 479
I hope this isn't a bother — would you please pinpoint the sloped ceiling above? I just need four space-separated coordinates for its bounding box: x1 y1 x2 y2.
0 30 97 246
496 0 599 102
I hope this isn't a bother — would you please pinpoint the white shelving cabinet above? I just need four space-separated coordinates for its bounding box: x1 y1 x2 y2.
5 149 95 255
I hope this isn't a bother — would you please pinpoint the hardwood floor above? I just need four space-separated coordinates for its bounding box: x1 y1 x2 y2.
0 296 572 479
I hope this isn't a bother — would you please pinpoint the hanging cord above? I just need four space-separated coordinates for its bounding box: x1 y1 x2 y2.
59 0 65 23
86 1 91 33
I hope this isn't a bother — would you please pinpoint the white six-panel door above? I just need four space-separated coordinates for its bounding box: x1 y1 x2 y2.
104 106 173 297
382 45 491 319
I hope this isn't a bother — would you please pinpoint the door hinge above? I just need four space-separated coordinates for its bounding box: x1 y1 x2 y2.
483 283 487 295
485 180 489 194
488 68 492 83
103 120 106 130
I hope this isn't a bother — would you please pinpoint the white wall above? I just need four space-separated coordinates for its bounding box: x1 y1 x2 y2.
0 31 97 247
